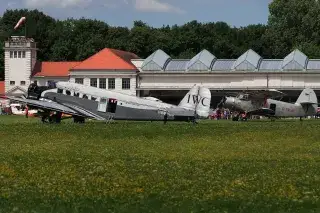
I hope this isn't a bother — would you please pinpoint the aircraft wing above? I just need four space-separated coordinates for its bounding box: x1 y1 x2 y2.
61 102 106 121
4 97 105 120
246 89 285 100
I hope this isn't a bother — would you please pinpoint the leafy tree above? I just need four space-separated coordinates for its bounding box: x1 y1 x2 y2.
266 0 320 58
3 4 320 80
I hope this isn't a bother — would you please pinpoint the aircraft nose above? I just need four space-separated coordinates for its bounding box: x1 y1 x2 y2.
224 97 235 108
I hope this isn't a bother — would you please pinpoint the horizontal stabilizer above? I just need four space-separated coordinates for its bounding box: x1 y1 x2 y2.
299 101 318 105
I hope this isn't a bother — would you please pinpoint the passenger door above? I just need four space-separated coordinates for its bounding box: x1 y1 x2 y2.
107 98 117 113
270 103 276 113
97 98 107 112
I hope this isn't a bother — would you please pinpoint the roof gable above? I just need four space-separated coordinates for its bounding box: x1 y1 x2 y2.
187 49 216 71
232 49 262 71
141 49 171 71
32 62 80 77
282 49 308 70
71 48 139 70
6 86 27 95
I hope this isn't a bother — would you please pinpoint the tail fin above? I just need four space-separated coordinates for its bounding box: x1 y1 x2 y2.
196 87 211 117
178 85 199 110
296 88 318 105
178 85 211 117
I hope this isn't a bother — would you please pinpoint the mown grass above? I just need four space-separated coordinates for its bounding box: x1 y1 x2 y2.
1 115 320 212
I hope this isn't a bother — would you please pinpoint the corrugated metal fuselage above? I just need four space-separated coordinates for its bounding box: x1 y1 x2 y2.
43 92 195 121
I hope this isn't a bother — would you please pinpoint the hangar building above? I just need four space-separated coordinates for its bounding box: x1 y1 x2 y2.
1 36 320 106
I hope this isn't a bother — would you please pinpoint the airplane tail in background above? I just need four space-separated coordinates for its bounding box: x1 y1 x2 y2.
296 88 318 115
296 88 318 105
178 85 211 118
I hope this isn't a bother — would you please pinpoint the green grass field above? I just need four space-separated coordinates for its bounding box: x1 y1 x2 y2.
1 115 320 213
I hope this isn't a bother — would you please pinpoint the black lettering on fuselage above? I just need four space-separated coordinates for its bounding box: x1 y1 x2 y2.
187 94 208 106
201 97 208 106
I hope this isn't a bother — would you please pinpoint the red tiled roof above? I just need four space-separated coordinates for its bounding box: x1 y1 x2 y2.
0 81 4 95
71 48 140 70
32 62 81 77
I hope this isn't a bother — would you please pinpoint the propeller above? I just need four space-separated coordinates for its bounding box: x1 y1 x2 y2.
263 95 268 108
217 96 226 109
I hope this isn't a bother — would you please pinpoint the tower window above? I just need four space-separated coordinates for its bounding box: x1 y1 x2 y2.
122 78 130 90
18 51 21 58
14 51 17 58
22 51 26 58
99 78 106 89
108 78 115 89
10 81 15 85
90 78 97 87
20 81 25 85
10 51 13 58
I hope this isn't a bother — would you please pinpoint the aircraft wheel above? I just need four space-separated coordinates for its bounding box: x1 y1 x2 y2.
73 116 85 123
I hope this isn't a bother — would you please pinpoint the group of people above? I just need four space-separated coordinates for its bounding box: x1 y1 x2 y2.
209 108 248 121
0 103 11 115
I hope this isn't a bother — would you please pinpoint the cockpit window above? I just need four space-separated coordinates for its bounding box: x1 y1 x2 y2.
237 94 249 100
47 81 56 89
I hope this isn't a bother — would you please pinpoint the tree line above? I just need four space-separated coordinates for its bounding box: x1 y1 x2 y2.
0 0 320 80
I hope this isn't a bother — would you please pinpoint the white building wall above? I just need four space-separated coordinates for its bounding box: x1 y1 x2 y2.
138 72 320 90
5 50 31 94
4 37 38 95
69 71 137 96
31 77 69 86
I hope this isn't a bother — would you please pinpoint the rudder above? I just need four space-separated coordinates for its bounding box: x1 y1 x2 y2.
178 85 211 118
296 88 318 105
196 87 211 118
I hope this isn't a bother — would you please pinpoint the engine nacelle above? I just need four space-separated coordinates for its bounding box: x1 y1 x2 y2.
27 82 56 100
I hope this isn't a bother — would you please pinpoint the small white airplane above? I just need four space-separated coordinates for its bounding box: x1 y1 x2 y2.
1 81 211 124
219 88 318 120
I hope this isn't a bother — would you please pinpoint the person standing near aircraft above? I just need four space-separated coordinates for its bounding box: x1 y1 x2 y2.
25 105 28 118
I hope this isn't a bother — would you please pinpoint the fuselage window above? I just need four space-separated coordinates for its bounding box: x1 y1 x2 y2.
57 89 63 94
66 90 71 95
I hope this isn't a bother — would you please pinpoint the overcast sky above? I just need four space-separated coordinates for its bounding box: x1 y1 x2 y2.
1 0 271 28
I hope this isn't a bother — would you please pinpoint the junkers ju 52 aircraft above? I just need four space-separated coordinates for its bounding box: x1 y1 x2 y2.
219 88 318 120
2 82 211 124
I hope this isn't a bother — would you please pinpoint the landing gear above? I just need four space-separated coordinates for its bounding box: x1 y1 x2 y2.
39 111 62 123
163 113 168 125
73 116 85 123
